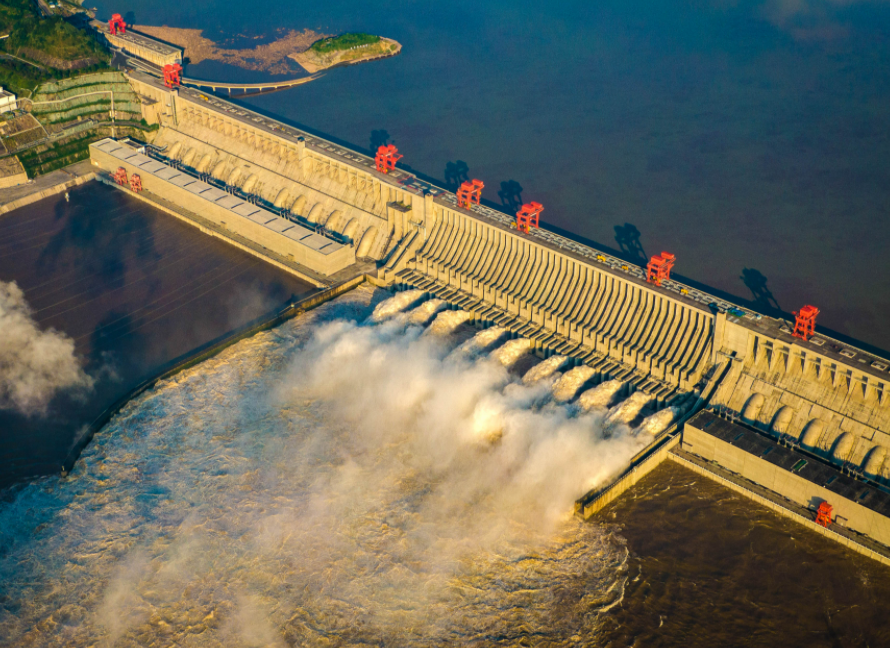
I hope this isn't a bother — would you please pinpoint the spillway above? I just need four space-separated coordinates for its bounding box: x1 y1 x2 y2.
82 68 890 564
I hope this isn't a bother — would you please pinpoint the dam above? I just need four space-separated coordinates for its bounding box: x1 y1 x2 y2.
85 67 890 562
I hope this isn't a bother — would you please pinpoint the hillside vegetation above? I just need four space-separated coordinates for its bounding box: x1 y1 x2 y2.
310 33 379 54
292 33 400 74
0 0 110 94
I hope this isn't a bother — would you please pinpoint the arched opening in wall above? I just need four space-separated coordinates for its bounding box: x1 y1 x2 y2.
273 189 290 209
863 445 887 478
741 393 765 424
325 210 344 230
241 174 259 194
342 218 359 242
769 405 794 437
357 226 378 259
181 148 197 167
799 419 824 448
211 159 229 181
196 154 214 174
291 195 307 215
307 203 325 223
831 432 855 464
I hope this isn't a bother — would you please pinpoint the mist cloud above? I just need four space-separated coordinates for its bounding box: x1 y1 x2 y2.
0 280 93 415
0 288 640 645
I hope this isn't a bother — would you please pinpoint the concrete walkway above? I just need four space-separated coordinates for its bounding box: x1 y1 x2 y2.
0 160 96 215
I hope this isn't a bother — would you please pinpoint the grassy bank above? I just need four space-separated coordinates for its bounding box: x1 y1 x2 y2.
310 33 380 54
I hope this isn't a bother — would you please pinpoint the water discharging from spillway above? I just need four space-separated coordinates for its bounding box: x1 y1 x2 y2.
0 287 653 646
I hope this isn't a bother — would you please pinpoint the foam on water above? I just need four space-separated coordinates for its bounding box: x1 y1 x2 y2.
371 289 425 321
577 379 625 412
0 287 649 646
522 355 569 385
552 366 597 402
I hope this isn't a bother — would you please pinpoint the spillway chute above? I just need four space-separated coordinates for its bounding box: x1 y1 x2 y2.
523 355 570 385
552 366 596 402
371 289 427 322
426 310 473 336
605 391 654 427
456 326 508 355
577 380 625 412
633 407 680 436
405 298 447 326
491 338 531 368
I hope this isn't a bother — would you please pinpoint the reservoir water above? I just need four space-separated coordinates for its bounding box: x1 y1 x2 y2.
100 0 890 352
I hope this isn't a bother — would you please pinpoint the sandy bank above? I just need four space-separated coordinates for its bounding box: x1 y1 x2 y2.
289 37 402 74
132 26 328 75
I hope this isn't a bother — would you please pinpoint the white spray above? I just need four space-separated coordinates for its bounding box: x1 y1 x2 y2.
552 366 596 402
371 289 426 322
577 379 625 412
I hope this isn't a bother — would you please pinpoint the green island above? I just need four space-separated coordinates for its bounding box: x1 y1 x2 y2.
310 32 380 54
0 0 154 179
290 32 401 74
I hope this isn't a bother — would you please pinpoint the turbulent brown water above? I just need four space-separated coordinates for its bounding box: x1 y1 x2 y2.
3 287 890 646
0 287 652 646
596 462 890 648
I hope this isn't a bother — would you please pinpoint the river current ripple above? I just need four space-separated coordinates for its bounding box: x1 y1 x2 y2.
0 286 651 646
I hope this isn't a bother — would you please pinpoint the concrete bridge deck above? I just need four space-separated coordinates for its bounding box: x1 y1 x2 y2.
181 74 323 94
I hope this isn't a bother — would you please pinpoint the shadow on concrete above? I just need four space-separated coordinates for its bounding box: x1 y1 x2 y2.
232 102 890 359
614 223 647 263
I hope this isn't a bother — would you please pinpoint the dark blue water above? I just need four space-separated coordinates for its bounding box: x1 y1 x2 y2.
105 0 890 353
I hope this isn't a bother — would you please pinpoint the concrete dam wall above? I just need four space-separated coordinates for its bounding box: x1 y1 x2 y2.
107 71 890 487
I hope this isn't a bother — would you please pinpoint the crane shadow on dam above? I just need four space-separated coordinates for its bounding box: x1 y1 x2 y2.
204 99 890 359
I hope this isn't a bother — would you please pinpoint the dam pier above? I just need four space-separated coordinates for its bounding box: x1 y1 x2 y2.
75 35 890 564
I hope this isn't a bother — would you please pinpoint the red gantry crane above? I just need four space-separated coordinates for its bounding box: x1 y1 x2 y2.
375 145 402 174
792 304 820 341
163 64 183 89
108 13 126 35
516 201 543 234
815 501 833 527
456 179 484 210
113 167 128 186
646 252 676 287
129 173 143 192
